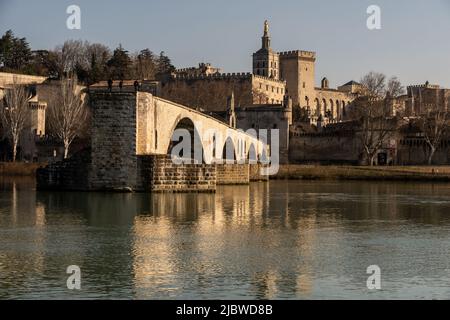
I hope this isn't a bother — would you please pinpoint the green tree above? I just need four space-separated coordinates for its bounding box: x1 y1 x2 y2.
133 48 157 79
157 51 175 75
27 50 60 78
0 30 32 72
86 43 111 84
107 44 132 80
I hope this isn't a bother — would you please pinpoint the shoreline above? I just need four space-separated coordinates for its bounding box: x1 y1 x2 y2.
3 163 450 183
273 165 450 182
0 162 45 177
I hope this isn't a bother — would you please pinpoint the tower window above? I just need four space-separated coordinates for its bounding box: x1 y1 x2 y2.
303 82 306 88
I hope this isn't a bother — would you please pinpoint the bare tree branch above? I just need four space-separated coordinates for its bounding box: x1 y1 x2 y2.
48 76 88 159
0 77 32 162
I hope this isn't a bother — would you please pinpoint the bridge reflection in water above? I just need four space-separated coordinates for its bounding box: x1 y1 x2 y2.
2 178 450 299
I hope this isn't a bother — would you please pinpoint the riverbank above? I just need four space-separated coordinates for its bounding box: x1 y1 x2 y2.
0 162 45 176
3 162 450 182
274 165 450 182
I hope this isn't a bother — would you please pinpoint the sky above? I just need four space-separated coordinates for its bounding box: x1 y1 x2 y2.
1 0 450 88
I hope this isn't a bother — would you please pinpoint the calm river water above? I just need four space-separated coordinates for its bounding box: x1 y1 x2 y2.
2 177 450 300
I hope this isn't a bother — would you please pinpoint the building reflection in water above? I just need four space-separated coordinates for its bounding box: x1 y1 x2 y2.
0 177 46 299
131 181 319 299
2 178 450 299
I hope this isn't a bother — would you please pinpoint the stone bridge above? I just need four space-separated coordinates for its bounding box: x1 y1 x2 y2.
134 92 266 163
37 91 269 192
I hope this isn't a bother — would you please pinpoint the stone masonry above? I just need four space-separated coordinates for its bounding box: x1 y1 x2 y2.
37 91 267 192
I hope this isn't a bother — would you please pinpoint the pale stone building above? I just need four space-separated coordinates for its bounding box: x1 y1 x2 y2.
405 82 450 116
161 21 356 125
0 73 48 159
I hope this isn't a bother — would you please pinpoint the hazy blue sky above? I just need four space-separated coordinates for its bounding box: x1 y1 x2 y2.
1 0 450 87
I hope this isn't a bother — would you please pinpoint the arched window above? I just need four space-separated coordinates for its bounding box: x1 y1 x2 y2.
329 99 334 119
315 98 321 116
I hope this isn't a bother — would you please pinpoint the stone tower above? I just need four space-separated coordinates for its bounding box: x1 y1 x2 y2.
279 50 316 109
252 20 280 79
28 90 47 136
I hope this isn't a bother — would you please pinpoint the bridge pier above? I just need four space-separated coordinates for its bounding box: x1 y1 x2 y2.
37 91 268 192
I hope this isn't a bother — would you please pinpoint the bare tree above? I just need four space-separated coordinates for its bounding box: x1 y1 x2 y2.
48 76 88 159
354 72 402 165
53 40 88 76
387 76 405 97
418 109 448 165
252 88 269 105
360 71 386 97
355 97 399 165
0 79 32 162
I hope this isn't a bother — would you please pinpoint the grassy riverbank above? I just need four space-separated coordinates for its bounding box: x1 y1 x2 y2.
274 165 450 182
0 162 45 176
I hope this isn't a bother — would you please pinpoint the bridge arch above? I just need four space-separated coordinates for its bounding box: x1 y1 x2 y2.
222 137 237 163
167 117 204 163
248 143 258 164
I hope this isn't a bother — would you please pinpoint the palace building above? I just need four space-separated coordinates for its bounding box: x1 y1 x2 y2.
161 21 357 125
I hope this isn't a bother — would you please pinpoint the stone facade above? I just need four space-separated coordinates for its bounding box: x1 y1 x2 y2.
405 83 450 116
249 163 270 182
289 130 362 165
161 21 356 126
279 50 316 108
162 72 286 112
37 91 268 192
36 149 91 191
0 73 49 161
0 72 47 89
234 98 293 164
89 92 139 191
138 155 217 192
216 164 250 185
176 63 221 77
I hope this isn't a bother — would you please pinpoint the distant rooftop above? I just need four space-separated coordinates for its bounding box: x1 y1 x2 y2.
342 80 361 86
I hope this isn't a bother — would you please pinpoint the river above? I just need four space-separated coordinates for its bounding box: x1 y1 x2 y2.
1 177 450 299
